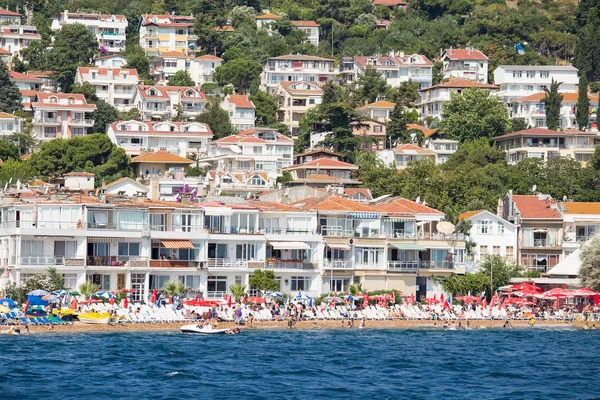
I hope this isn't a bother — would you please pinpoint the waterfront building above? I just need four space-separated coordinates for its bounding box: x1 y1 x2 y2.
557 201 600 258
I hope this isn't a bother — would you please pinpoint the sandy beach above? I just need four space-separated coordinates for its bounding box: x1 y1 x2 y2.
20 318 586 333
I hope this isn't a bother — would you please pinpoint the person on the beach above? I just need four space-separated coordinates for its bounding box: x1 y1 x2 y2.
248 313 255 328
359 317 366 329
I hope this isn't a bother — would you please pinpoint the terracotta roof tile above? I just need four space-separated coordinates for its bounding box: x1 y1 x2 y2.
493 128 566 140
130 151 195 164
373 0 407 5
393 143 436 155
225 94 254 108
357 100 396 110
517 92 598 103
377 197 443 215
196 54 224 61
10 71 41 81
562 202 600 215
286 158 358 169
344 188 372 199
64 171 95 177
290 20 320 27
293 195 381 212
419 76 498 92
512 195 561 219
458 210 485 221
212 128 293 144
443 48 488 60
0 8 22 17
256 13 283 19
0 112 17 119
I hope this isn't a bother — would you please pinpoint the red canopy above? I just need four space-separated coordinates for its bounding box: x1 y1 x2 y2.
246 296 266 304
81 299 102 304
455 295 480 302
572 288 598 297
543 288 573 299
183 299 221 307
508 283 542 293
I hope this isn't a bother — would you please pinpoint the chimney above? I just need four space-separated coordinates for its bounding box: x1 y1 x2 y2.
99 193 107 203
497 197 503 217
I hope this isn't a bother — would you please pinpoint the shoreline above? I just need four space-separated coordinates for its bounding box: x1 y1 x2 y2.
18 319 589 333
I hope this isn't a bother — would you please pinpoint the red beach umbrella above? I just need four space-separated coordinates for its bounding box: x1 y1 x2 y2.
440 293 444 303
227 295 232 308
595 293 599 307
433 294 437 302
509 283 543 293
410 293 415 304
572 288 597 297
123 296 128 309
363 295 368 307
195 294 199 301
22 298 30 313
246 296 265 304
151 287 157 303
109 297 114 305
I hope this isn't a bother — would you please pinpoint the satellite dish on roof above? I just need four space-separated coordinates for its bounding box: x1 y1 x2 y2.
230 145 242 154
563 195 567 201
532 184 537 193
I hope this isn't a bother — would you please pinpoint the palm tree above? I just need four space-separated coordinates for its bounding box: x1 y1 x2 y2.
78 281 100 300
356 152 382 169
349 283 364 296
162 280 187 297
229 284 247 302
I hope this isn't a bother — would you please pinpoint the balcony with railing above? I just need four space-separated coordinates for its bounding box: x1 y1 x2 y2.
323 259 352 269
207 258 248 268
16 256 85 267
264 259 313 270
87 256 148 267
206 227 260 235
150 224 204 233
419 260 455 270
3 220 81 230
354 263 386 270
262 227 318 235
87 210 148 231
388 261 420 272
34 115 60 125
70 118 94 126
149 259 199 268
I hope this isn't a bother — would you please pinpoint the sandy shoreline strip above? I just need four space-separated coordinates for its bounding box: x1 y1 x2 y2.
19 319 587 333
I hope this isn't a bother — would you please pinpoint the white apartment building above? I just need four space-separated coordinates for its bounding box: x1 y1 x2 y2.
139 13 196 57
377 144 437 169
421 128 459 164
274 81 322 136
93 55 127 68
356 100 395 121
459 209 517 272
32 92 96 141
132 85 207 121
290 21 319 45
75 67 139 111
151 52 223 86
0 23 40 57
340 52 433 89
508 92 598 131
418 77 499 120
51 11 128 53
493 128 600 165
221 94 255 132
9 71 41 90
260 55 337 95
558 202 600 257
107 120 213 157
494 65 579 104
0 112 23 137
200 128 294 185
440 48 489 83
255 12 282 34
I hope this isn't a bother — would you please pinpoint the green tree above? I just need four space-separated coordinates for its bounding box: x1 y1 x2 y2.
229 284 248 302
354 65 389 104
439 88 510 142
92 100 119 134
195 100 235 139
168 70 195 87
124 44 154 83
0 158 34 185
388 80 420 107
78 281 100 300
49 23 99 91
71 82 99 104
162 280 187 296
386 103 408 147
580 234 600 291
477 255 522 295
574 7 599 82
591 145 600 170
214 58 262 94
22 38 50 71
250 90 278 126
510 118 529 132
248 269 280 292
437 272 490 296
0 140 20 161
577 75 590 130
0 60 22 114
543 79 563 131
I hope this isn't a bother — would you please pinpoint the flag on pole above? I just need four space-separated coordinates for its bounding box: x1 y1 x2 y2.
363 294 368 307
227 295 232 308
331 292 337 308
22 298 30 313
391 291 396 304
403 296 408 306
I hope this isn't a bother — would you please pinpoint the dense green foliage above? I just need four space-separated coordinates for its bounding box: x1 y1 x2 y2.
580 234 600 291
248 269 280 292
168 70 196 87
0 60 23 114
577 75 590 130
542 79 563 131
194 100 236 139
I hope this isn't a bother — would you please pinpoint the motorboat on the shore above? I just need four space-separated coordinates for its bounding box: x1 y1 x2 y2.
180 324 230 334
77 311 111 324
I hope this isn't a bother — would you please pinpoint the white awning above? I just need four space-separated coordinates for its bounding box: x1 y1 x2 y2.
269 241 310 250
327 244 351 250
204 207 233 216
88 237 123 243
547 249 581 277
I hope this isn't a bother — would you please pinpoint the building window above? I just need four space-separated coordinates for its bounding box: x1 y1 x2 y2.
526 71 535 78
512 71 522 78
506 246 514 261
207 275 228 295
291 276 311 291
497 222 504 234
540 71 549 78
478 220 490 234
493 246 501 255
479 246 488 256
118 242 141 257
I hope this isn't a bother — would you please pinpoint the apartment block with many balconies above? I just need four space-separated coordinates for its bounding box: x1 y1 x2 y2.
139 13 196 57
260 55 337 95
107 120 213 157
558 201 600 258
0 10 40 58
132 85 207 121
51 10 128 53
31 92 96 141
150 52 223 86
440 47 489 83
76 67 139 112
275 81 322 137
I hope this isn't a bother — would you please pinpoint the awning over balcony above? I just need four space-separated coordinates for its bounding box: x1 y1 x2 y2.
88 237 123 243
327 243 351 250
159 239 194 249
391 243 426 251
204 207 233 216
269 241 310 250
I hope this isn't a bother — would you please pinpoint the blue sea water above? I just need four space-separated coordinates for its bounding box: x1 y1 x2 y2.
0 327 598 399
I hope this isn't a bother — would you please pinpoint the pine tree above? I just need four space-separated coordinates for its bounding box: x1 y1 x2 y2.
577 75 590 131
574 8 599 82
0 59 22 114
543 79 563 131
386 103 407 148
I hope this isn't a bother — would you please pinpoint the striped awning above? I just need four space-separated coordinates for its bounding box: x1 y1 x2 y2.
159 239 194 249
391 243 426 251
269 241 310 250
88 237 123 243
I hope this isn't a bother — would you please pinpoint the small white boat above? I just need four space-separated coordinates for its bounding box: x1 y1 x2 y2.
0 329 19 335
180 324 229 334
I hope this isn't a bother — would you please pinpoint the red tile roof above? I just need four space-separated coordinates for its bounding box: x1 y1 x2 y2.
443 48 488 60
9 71 41 81
290 20 320 27
137 85 206 100
493 128 566 140
458 210 485 221
373 0 407 5
78 67 138 77
406 124 428 132
197 54 223 61
64 171 95 177
0 48 10 55
295 149 343 158
293 195 381 212
130 151 195 164
344 188 373 199
256 13 282 19
0 8 22 17
356 100 396 110
212 128 293 144
517 92 598 103
377 197 444 215
512 195 561 219
286 158 358 170
419 76 498 92
225 94 254 108
393 143 436 155
562 202 600 215
0 112 17 119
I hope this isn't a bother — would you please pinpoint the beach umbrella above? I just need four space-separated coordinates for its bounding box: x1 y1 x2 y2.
330 292 337 307
53 290 68 296
595 293 600 307
266 292 283 297
0 298 16 308
433 294 437 302
109 297 115 305
81 299 102 305
323 296 344 304
151 287 157 303
70 298 78 310
0 305 10 314
27 289 50 296
96 291 115 299
508 283 543 293
42 294 58 302
572 288 597 297
22 298 30 313
543 288 573 299
227 295 232 308
194 294 199 302
123 296 129 309
246 296 266 304
410 293 415 304
309 297 313 308
363 295 368 307
440 293 444 303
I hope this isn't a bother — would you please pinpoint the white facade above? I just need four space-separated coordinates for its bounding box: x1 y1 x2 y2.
275 81 322 136
64 173 95 190
0 24 40 57
139 13 196 57
151 52 222 86
558 202 600 257
440 48 488 83
0 112 23 137
76 67 139 112
494 65 579 104
221 94 255 132
260 55 337 95
51 11 128 53
290 21 319 46
340 53 433 89
107 120 213 157
93 55 127 69
132 85 207 121
461 210 518 272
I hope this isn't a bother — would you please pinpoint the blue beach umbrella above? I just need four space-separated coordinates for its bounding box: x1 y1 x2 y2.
0 298 16 308
96 291 115 299
266 292 283 297
27 290 50 296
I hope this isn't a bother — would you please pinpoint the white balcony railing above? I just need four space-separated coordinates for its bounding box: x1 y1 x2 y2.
324 260 352 269
207 258 248 268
